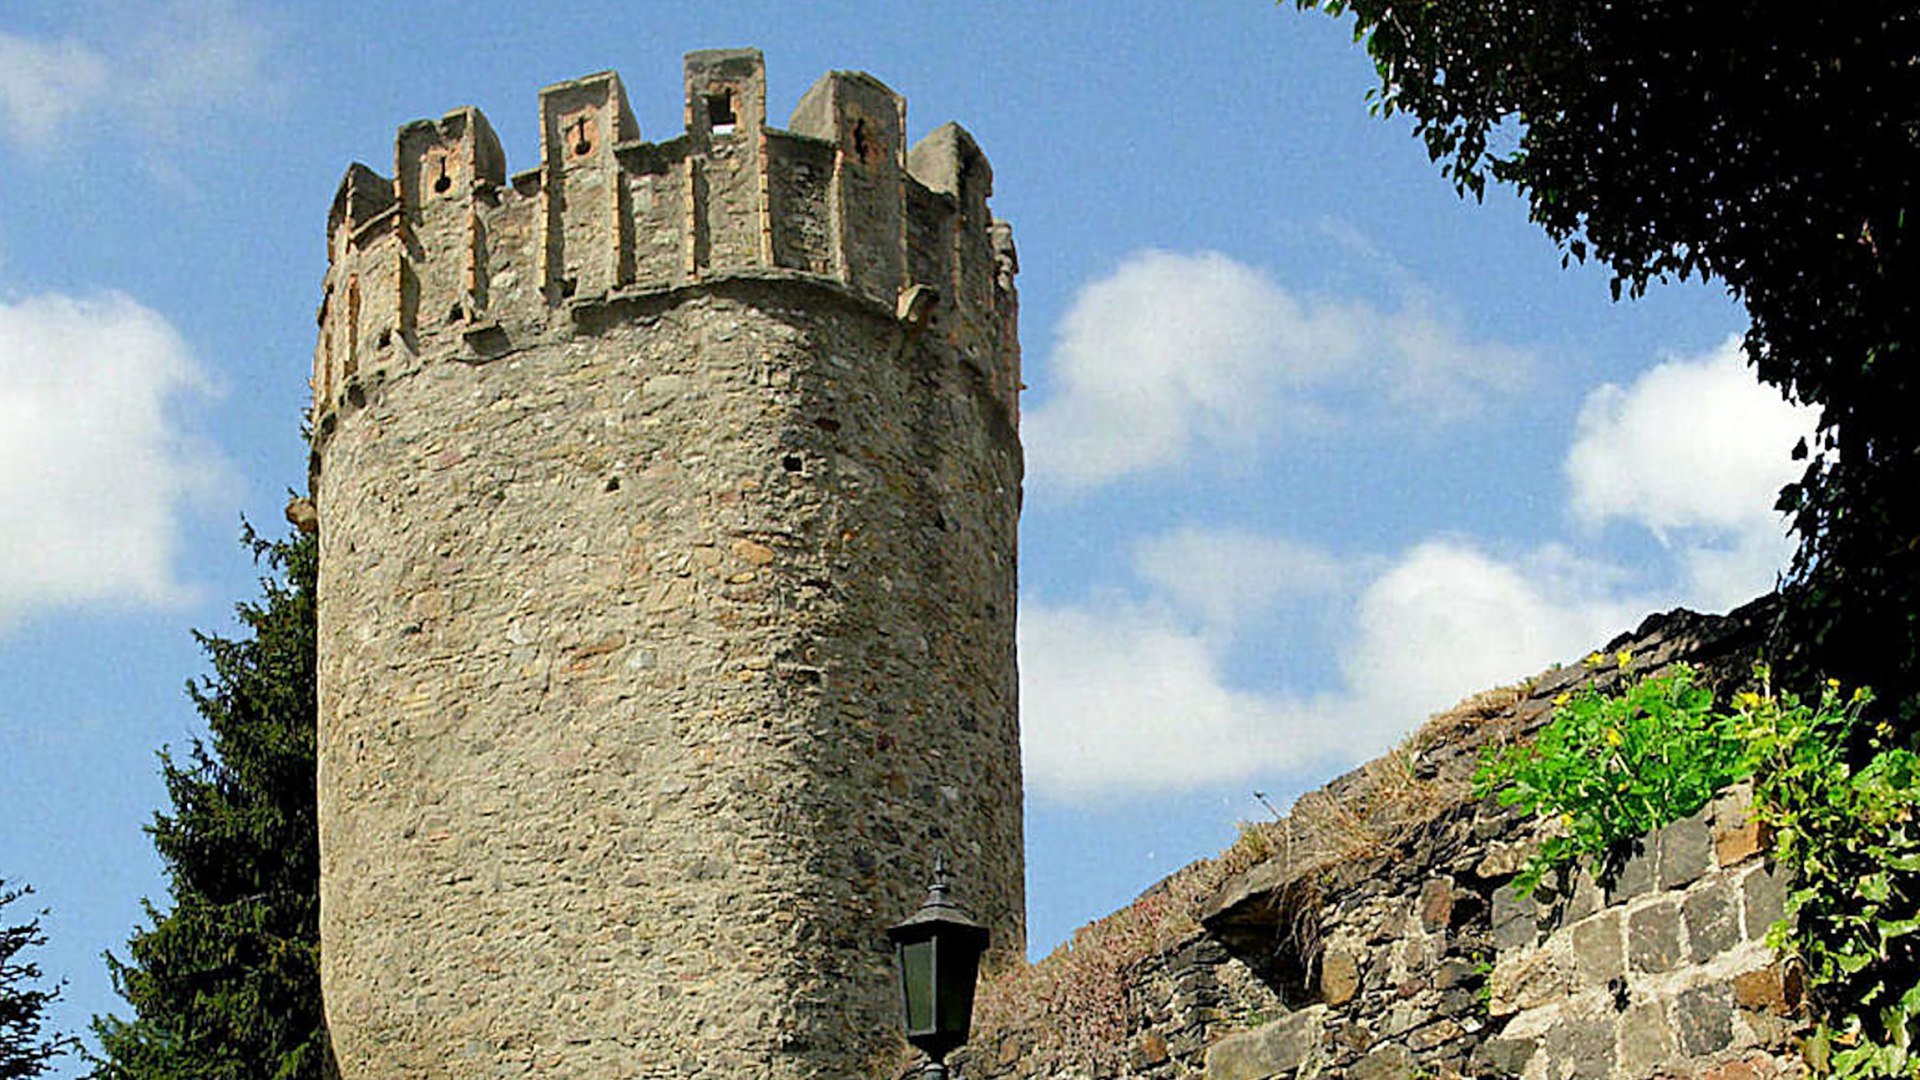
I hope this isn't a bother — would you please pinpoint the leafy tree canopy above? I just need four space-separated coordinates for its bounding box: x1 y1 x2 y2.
1292 1 1920 716
1 880 77 1078
90 527 333 1080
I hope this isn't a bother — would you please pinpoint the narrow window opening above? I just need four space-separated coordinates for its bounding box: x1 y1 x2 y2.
851 119 871 162
431 157 452 195
569 116 595 158
781 454 804 473
706 91 737 136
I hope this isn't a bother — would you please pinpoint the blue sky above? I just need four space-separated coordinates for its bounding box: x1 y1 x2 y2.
0 0 1810 1066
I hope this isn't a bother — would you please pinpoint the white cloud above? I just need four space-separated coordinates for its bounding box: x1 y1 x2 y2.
0 293 223 630
1566 336 1814 610
0 33 110 148
0 1 273 154
1021 533 1650 800
1132 526 1347 632
1023 250 1533 492
1342 539 1648 723
1019 599 1342 797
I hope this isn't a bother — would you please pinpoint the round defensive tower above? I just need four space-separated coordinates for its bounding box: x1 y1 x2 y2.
308 49 1023 1077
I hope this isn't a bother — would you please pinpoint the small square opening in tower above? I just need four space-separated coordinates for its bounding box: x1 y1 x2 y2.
707 91 737 136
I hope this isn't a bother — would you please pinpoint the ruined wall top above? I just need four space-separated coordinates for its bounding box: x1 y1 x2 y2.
312 49 1020 433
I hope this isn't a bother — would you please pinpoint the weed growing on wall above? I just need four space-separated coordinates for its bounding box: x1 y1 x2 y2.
1739 673 1920 1078
1474 660 1747 898
1479 662 1920 1076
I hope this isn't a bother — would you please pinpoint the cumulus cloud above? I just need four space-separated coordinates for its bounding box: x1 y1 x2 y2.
1019 599 1340 797
0 293 222 630
0 33 110 148
1132 526 1347 632
1023 250 1533 492
1341 539 1648 723
1021 535 1647 799
0 1 273 154
1566 336 1815 609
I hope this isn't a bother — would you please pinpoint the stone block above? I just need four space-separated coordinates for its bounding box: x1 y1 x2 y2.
1732 962 1804 1016
1543 1009 1616 1078
1320 947 1361 1007
1560 866 1604 924
1628 897 1685 973
1470 1036 1537 1076
1616 1000 1677 1077
1569 909 1624 985
1406 1018 1465 1052
1489 939 1572 1016
1349 1043 1414 1080
1702 1056 1787 1080
1492 885 1539 951
1609 838 1656 902
1674 983 1737 1057
1741 862 1791 938
1683 876 1741 962
1418 877 1455 932
1203 1009 1324 1080
1656 809 1713 890
1715 819 1771 867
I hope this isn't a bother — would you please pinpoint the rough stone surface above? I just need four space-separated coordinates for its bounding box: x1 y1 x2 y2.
312 50 1023 1080
1674 984 1737 1057
1684 876 1742 962
1203 1009 1321 1079
1628 898 1685 973
1657 810 1714 891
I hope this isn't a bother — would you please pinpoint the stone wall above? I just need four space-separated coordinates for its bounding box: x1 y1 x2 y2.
310 51 1023 1079
974 601 1808 1079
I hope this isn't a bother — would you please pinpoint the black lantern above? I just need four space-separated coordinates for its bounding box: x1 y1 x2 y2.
887 857 990 1079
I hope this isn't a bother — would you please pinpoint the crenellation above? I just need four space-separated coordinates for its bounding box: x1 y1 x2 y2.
766 131 837 275
311 50 1019 440
539 71 639 301
790 71 909 305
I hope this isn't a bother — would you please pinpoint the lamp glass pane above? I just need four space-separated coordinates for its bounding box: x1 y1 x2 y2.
938 959 976 1038
901 939 935 1033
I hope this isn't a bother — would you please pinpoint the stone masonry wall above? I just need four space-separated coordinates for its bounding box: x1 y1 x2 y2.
310 51 1023 1079
976 601 1809 1079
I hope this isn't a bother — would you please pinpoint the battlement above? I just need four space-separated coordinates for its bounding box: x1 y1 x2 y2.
312 48 1020 432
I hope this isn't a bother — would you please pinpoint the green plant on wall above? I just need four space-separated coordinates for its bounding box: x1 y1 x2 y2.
1474 659 1747 898
1477 662 1920 1076
1739 673 1920 1078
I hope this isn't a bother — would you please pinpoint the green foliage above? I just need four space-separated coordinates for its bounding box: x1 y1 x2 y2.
1289 0 1920 732
1481 663 1920 1075
1475 662 1746 897
1742 675 1920 1077
1 881 78 1078
90 527 333 1080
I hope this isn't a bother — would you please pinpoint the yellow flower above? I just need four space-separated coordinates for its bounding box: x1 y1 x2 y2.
1584 651 1605 668
1553 692 1571 707
1735 691 1762 710
1604 727 1623 747
1616 649 1634 669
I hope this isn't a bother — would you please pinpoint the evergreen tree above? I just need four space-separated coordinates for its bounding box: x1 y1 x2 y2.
91 527 332 1080
1 880 77 1078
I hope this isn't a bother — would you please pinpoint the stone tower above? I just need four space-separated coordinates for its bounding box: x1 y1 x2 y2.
308 49 1022 1078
